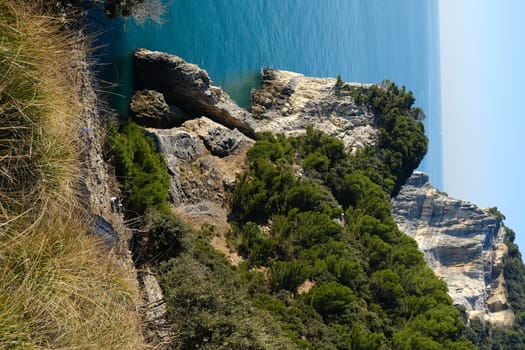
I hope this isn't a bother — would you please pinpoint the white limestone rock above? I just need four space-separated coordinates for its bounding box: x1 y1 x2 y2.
392 172 514 326
251 69 378 151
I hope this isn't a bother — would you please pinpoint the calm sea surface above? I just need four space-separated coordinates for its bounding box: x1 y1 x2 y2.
90 0 443 188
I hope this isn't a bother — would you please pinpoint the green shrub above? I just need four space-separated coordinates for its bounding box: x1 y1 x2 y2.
349 81 427 196
229 126 473 348
109 121 170 216
236 222 278 266
157 232 297 349
138 209 191 263
270 261 309 292
304 282 356 317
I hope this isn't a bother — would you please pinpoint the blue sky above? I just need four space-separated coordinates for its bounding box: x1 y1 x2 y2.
439 0 525 251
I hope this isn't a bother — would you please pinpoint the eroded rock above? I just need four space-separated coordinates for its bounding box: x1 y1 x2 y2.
134 49 256 136
392 172 514 326
203 127 245 157
130 89 189 128
146 117 252 265
251 69 378 150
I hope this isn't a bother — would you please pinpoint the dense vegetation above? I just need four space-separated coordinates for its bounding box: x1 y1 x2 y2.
156 223 300 349
347 81 428 196
109 120 171 216
104 66 525 349
104 55 525 349
228 125 474 349
0 2 143 348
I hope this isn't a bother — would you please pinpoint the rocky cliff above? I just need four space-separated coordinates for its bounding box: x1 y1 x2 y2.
132 49 516 329
134 49 377 149
134 48 256 136
133 49 380 263
392 172 514 325
251 69 377 150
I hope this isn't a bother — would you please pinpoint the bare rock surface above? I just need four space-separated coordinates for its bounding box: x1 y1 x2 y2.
147 117 253 264
392 172 514 325
251 69 377 150
134 49 256 137
77 45 171 347
134 50 377 151
130 89 189 128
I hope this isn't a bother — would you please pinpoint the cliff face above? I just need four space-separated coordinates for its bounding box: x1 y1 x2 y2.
132 49 515 328
392 172 513 325
251 69 377 150
133 50 379 263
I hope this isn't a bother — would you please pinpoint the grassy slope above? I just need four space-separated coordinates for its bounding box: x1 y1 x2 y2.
0 1 144 348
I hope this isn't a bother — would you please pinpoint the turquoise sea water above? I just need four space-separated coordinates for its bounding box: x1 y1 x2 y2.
90 0 443 188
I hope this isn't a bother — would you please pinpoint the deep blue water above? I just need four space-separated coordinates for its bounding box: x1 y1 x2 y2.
90 0 443 189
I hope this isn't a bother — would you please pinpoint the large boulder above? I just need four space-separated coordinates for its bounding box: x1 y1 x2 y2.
130 89 189 128
134 49 256 137
203 127 245 157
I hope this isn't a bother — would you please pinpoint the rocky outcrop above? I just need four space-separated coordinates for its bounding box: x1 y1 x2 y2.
134 50 377 151
132 52 517 328
147 117 252 264
134 49 256 137
392 172 514 326
130 89 189 128
251 69 377 150
202 127 246 157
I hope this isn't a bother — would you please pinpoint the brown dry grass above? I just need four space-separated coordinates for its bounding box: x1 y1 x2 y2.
0 1 145 348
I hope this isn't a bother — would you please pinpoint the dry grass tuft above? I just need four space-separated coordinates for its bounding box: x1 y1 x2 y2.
0 1 145 348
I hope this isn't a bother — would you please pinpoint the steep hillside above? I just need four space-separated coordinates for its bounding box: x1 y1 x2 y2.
108 50 484 349
108 49 525 349
0 2 144 348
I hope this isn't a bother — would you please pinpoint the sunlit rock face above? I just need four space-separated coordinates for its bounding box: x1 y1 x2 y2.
134 50 378 151
134 49 256 137
392 172 514 326
134 52 515 326
251 69 378 151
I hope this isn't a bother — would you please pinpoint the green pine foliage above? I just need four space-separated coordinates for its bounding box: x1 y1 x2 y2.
109 120 170 216
230 119 475 348
348 80 428 196
157 228 299 349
